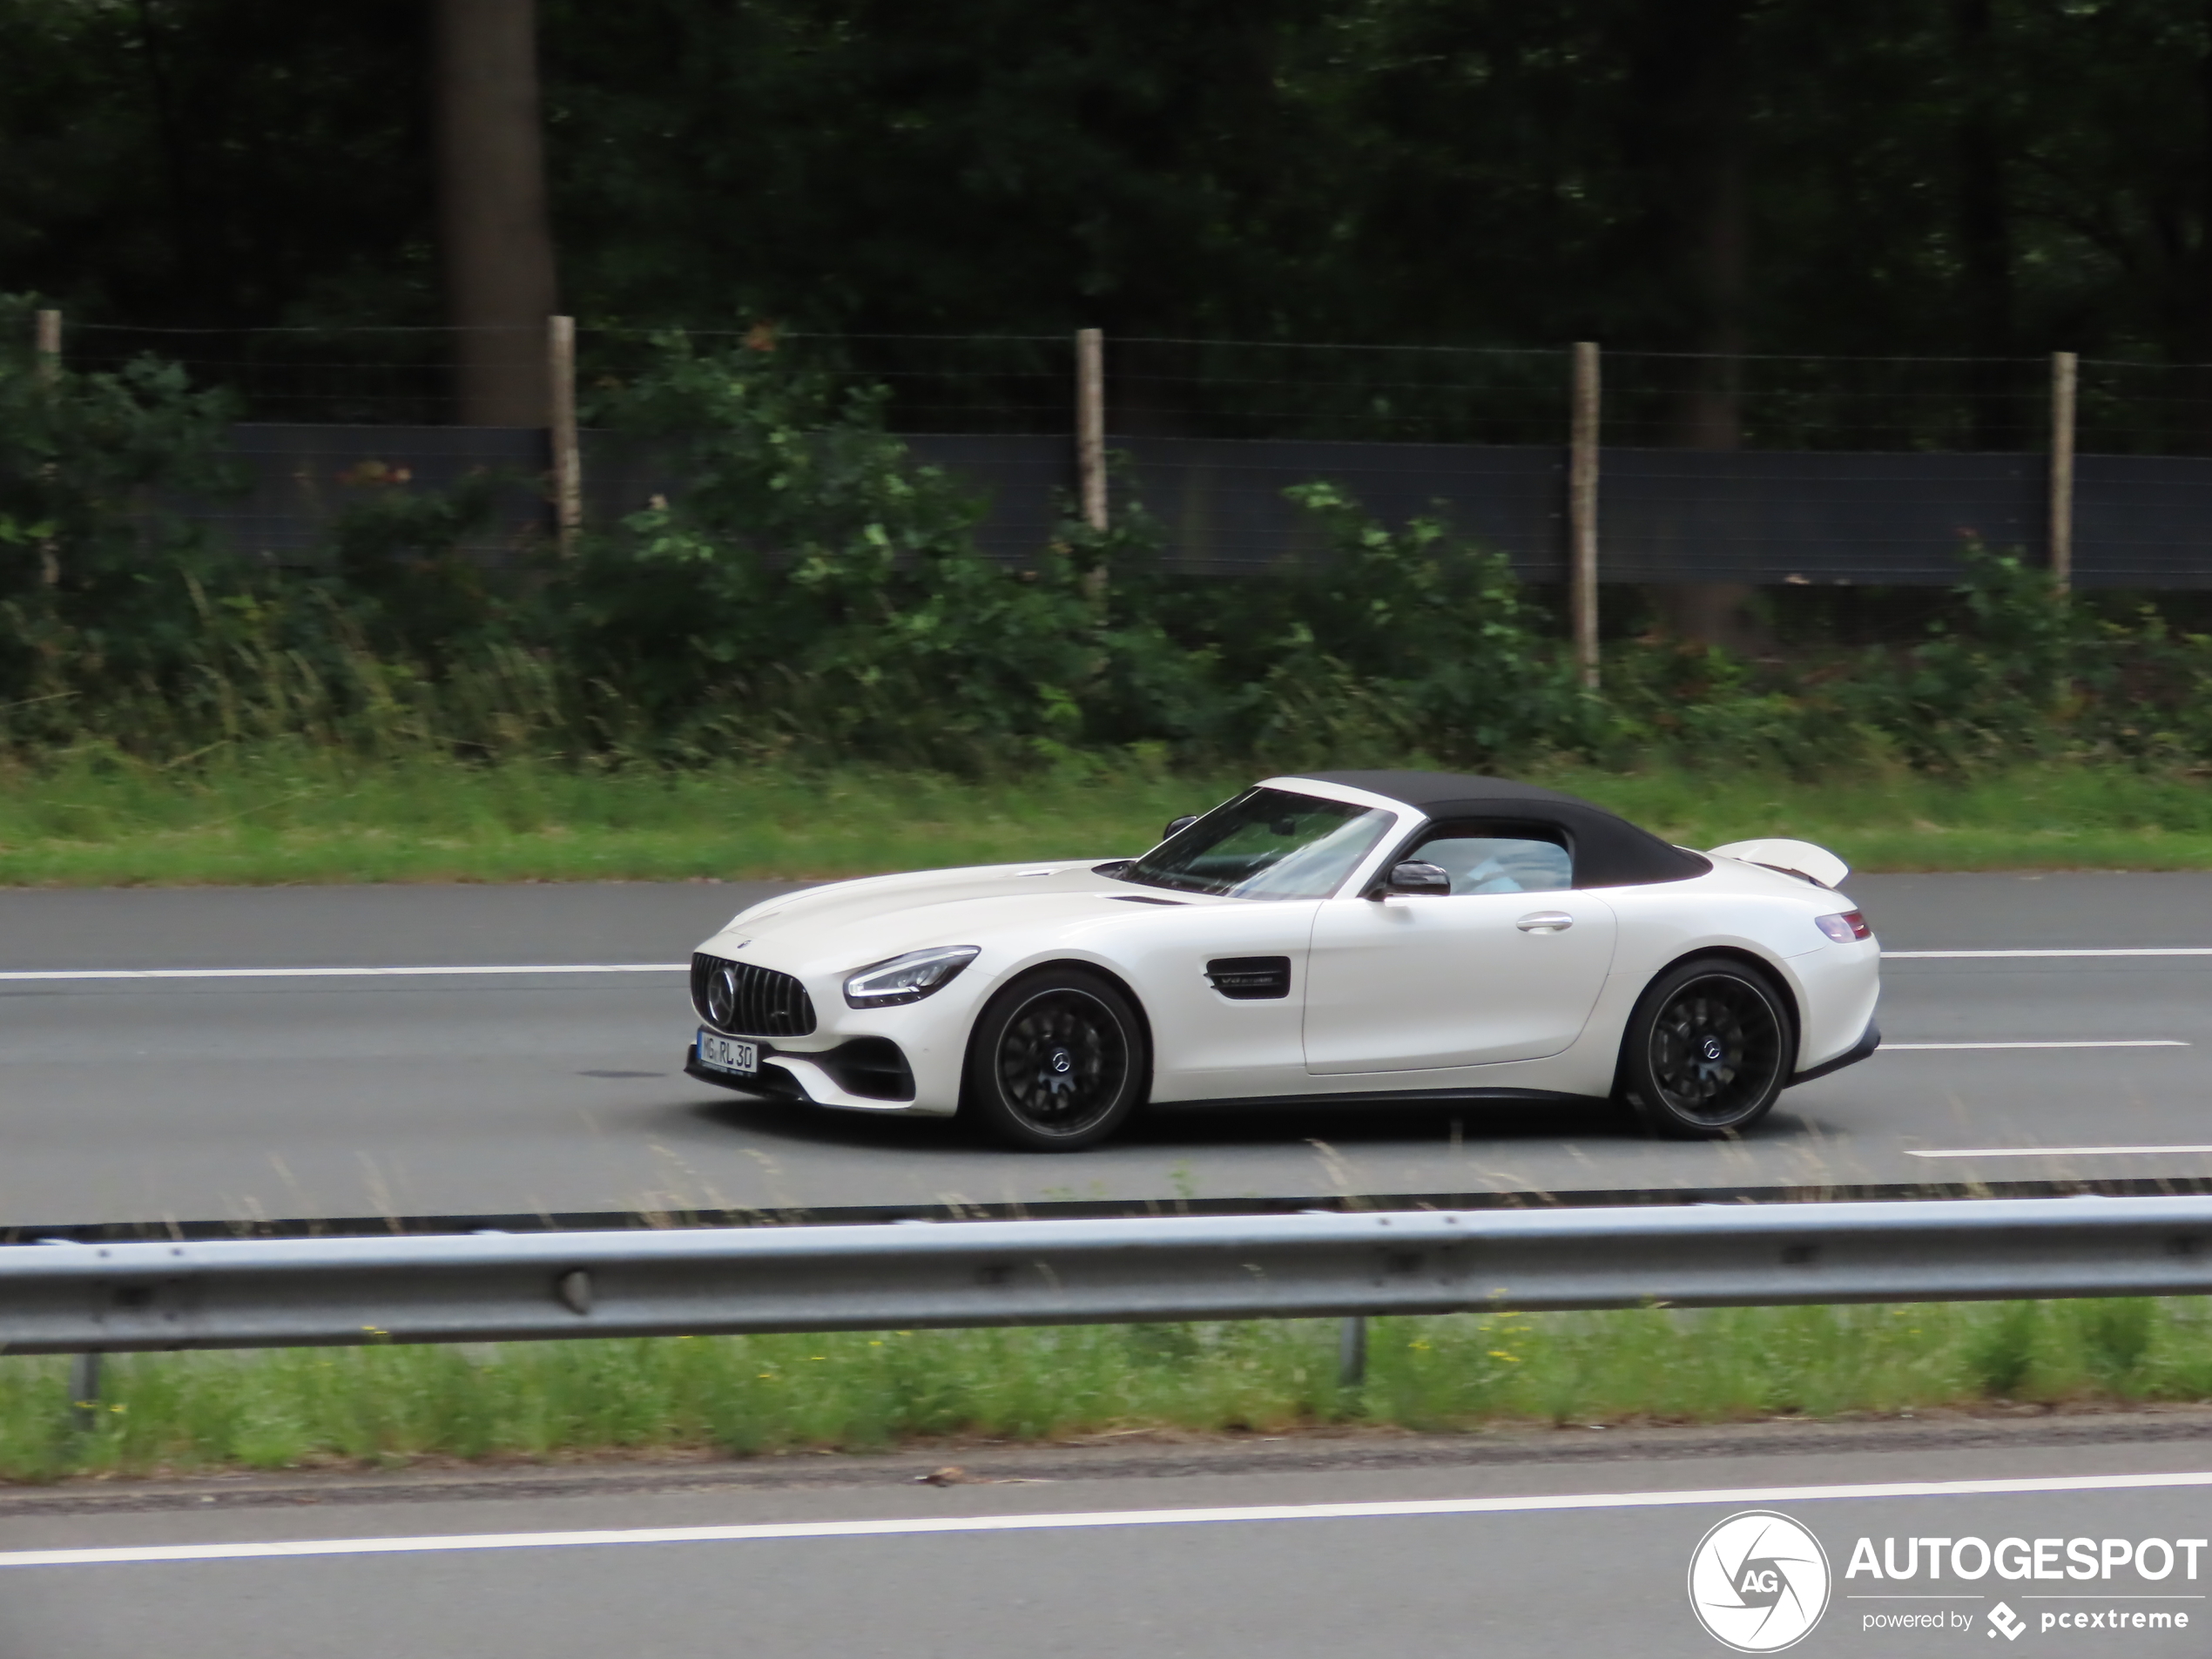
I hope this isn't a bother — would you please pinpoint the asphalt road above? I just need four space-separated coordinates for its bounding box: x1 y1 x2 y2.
3 873 2212 1224
4 1430 2210 1656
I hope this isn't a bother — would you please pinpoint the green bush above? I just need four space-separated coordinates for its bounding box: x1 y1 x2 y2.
0 296 242 745
566 334 1106 767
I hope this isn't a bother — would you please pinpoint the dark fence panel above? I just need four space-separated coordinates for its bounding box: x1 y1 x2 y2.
575 430 674 533
208 424 551 561
900 435 1073 560
1113 436 1565 578
2076 455 2212 589
577 432 1564 576
1596 449 2039 586
574 432 1076 563
181 425 2212 588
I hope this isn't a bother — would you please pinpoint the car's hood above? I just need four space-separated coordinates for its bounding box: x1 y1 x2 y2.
695 860 1223 974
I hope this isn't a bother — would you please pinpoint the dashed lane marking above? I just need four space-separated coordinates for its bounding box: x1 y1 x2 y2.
1884 1040 2188 1050
1907 1143 2212 1159
1887 948 2212 960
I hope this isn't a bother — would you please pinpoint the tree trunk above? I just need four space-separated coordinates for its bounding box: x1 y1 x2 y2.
134 0 212 323
1954 0 2017 450
2191 0 2212 454
1646 0 1765 653
433 0 559 425
1669 132 1746 453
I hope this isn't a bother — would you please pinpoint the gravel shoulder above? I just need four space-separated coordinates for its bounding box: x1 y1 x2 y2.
16 1402 2212 1518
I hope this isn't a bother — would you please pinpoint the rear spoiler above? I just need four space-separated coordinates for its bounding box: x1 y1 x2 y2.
1708 837 1849 890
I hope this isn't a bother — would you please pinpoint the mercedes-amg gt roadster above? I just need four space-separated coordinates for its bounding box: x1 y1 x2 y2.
684 771 1881 1149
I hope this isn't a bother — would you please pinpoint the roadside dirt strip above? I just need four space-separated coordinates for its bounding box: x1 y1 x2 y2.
9 1407 2212 1517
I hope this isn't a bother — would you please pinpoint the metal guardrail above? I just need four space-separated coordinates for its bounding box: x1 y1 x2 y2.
8 1195 2212 1357
24 1176 2212 1246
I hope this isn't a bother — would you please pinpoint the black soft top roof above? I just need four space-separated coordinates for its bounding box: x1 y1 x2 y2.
1293 770 1710 889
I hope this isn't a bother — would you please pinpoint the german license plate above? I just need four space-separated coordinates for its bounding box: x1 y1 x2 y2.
696 1029 759 1076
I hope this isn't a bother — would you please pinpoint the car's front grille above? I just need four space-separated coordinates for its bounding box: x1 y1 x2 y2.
691 953 818 1036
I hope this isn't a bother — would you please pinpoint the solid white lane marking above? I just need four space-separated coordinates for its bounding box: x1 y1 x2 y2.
1884 1040 2189 1050
0 965 686 983
1907 1144 2212 1159
8 1469 2212 1569
1887 948 2212 960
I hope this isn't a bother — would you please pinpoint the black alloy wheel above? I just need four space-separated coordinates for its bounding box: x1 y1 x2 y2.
964 968 1147 1150
1618 956 1793 1138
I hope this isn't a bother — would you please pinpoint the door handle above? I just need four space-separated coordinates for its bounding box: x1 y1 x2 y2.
1516 911 1574 934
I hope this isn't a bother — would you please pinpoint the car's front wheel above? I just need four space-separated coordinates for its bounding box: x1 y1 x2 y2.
963 968 1147 1150
1618 955 1794 1138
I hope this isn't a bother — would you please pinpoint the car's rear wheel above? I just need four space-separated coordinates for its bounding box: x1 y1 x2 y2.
1618 955 1793 1138
963 968 1147 1150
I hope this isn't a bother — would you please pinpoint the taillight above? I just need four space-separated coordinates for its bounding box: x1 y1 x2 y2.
1816 910 1871 943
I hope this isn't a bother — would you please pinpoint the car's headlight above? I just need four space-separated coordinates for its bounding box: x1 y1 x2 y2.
843 946 981 1008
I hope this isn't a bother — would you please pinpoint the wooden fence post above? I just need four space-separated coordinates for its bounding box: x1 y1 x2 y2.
1569 341 1602 690
1076 327 1108 608
1076 327 1108 535
2049 350 2077 594
33 309 60 383
549 314 583 557
32 310 61 587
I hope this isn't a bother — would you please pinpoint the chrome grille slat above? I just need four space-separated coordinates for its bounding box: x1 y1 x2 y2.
691 953 817 1037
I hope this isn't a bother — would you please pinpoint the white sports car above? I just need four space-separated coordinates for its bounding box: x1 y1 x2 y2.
684 771 1881 1150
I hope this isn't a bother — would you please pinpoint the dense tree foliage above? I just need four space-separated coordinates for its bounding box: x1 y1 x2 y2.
7 0 2212 368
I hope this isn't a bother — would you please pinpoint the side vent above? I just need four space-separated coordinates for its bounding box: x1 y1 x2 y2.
819 1037 916 1102
1205 955 1291 1001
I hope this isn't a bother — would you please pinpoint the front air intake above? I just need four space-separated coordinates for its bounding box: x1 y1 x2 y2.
691 954 818 1036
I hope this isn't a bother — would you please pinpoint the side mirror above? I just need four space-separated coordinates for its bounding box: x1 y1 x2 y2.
1379 860 1452 899
1162 815 1200 841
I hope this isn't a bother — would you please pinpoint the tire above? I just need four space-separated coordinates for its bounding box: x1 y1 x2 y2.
1617 955 1794 1139
962 968 1148 1150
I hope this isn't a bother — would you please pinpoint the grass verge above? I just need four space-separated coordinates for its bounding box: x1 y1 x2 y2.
5 1298 2202 1481
9 748 2212 886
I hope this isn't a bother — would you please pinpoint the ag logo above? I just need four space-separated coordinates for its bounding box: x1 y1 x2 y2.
1688 1510 1831 1652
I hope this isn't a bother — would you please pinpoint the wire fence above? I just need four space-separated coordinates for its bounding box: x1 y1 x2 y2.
33 317 2212 588
61 320 2212 455
67 323 491 425
573 330 1576 442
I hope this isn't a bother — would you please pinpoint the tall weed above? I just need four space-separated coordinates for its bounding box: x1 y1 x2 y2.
8 1298 2212 1480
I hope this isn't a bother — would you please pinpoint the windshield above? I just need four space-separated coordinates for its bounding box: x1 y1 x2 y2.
1117 788 1393 899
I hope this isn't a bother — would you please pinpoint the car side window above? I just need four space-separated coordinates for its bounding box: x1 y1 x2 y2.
1408 823 1572 895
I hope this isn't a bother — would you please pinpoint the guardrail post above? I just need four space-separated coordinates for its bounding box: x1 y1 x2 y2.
1338 1314 1367 1389
1568 341 1601 690
67 1352 102 1432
